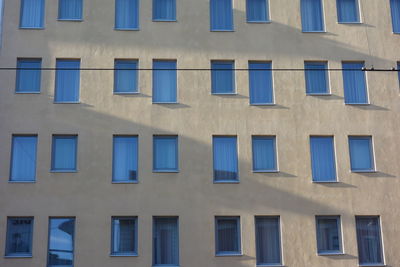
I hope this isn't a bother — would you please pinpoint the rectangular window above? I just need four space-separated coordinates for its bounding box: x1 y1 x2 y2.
210 0 233 31
55 59 80 103
153 136 178 172
398 62 400 87
348 136 374 172
211 61 235 94
300 0 324 32
342 62 368 104
356 216 384 265
337 0 360 23
10 135 37 182
51 135 78 172
213 136 238 182
316 216 342 254
47 217 75 267
252 136 277 172
153 217 179 266
113 136 138 182
249 61 273 104
305 61 329 94
58 0 83 20
215 217 241 255
16 59 41 93
153 0 176 21
310 136 336 182
246 0 269 22
114 60 138 93
20 0 45 28
390 0 400 33
115 0 139 29
255 216 281 265
5 217 34 257
153 60 177 103
111 217 138 256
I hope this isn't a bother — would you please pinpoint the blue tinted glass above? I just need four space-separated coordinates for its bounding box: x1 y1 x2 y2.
356 217 383 265
153 61 177 103
256 217 281 265
247 0 269 22
10 136 37 181
58 0 82 20
349 137 374 171
6 217 34 256
310 136 336 182
47 218 75 267
249 62 273 104
213 136 238 181
210 0 233 30
153 136 178 171
211 61 235 94
153 0 176 20
252 136 276 171
391 0 400 33
16 59 41 92
20 0 45 28
114 60 138 93
52 136 77 171
305 62 328 94
301 0 324 31
216 217 241 254
153 217 179 265
115 0 139 29
112 217 137 254
55 59 80 103
113 136 138 181
342 62 368 104
316 216 341 253
337 0 359 23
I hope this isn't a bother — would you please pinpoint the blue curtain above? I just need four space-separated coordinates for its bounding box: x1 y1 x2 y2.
112 218 136 254
153 136 178 171
6 218 33 256
153 217 179 265
114 60 138 93
255 217 281 265
305 62 328 94
113 136 138 181
10 136 37 181
301 0 324 32
349 137 373 171
20 0 45 28
115 0 139 29
52 136 77 171
58 0 82 20
247 0 268 22
316 217 340 253
337 0 359 23
252 136 276 171
211 61 235 94
342 62 368 104
213 136 238 181
55 59 80 102
310 137 336 182
356 217 383 265
249 62 273 104
16 59 41 93
391 0 400 33
216 217 240 254
210 0 233 30
153 0 176 20
153 61 177 103
48 218 75 267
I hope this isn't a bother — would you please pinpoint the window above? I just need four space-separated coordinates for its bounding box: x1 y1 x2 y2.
316 216 342 254
355 216 384 265
113 136 138 182
10 135 37 182
115 0 139 30
255 216 281 265
114 60 138 93
213 136 238 182
337 0 360 23
390 0 400 33
252 136 277 172
300 0 324 32
20 0 45 28
398 62 400 86
211 61 235 94
304 62 329 94
0 0 4 48
5 217 34 257
215 217 241 255
58 0 83 20
51 135 78 172
47 217 75 267
310 136 337 182
153 60 177 103
153 217 179 266
111 217 138 256
210 0 233 31
342 62 368 104
55 59 80 103
153 0 176 21
153 136 178 172
246 0 269 22
348 136 374 172
16 59 41 93
249 62 273 104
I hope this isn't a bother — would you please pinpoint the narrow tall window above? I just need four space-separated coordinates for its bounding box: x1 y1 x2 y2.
10 135 37 182
211 61 235 94
58 0 83 20
20 0 45 28
47 218 75 267
51 135 78 172
153 0 176 21
5 217 34 257
249 62 273 104
300 0 324 32
310 136 337 182
210 0 233 31
304 62 329 94
111 217 138 256
246 0 269 22
316 216 342 254
16 59 41 93
153 217 179 266
390 0 400 33
215 217 241 255
398 62 400 86
252 136 277 172
153 136 178 172
348 136 374 172
356 217 384 265
213 136 238 182
115 0 139 29
153 60 177 103
342 62 368 104
113 136 138 182
55 59 80 103
255 216 281 265
114 60 138 93
337 0 359 23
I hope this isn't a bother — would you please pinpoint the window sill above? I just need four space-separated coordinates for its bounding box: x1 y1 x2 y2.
250 103 276 106
19 27 45 30
153 102 179 104
15 91 41 94
257 264 284 267
318 252 344 256
114 28 140 31
50 170 78 173
53 101 81 104
359 264 385 267
153 265 179 267
214 180 240 184
351 170 376 173
210 29 235 32
302 30 326 33
253 170 279 173
392 32 400 34
312 180 338 183
216 252 242 256
110 253 138 257
247 20 271 24
306 93 331 96
152 19 177 22
57 19 83 22
153 170 179 173
345 102 370 105
4 255 32 258
8 180 36 183
114 92 140 95
112 180 138 184
212 92 237 95
337 21 362 24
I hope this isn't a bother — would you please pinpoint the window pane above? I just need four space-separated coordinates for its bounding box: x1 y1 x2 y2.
113 136 138 181
20 0 44 28
349 136 374 171
256 217 281 265
10 135 37 181
153 217 179 266
16 59 41 92
58 0 82 20
115 0 139 29
213 136 238 181
390 0 400 33
316 216 341 253
310 136 336 182
153 136 178 171
247 0 269 22
252 136 276 171
305 62 328 94
216 217 240 254
153 0 176 20
337 0 359 23
211 61 235 94
153 60 177 103
301 0 324 32
114 60 138 93
342 62 368 104
6 217 33 256
249 62 273 104
55 59 80 103
52 136 77 171
210 0 233 30
48 218 75 267
112 217 137 254
356 217 383 265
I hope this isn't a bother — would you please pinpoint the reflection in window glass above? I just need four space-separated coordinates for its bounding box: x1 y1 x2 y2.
47 218 75 267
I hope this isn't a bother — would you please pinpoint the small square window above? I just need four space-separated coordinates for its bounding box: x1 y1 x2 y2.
153 0 176 21
16 59 41 93
51 135 78 172
20 0 45 28
304 62 329 94
58 0 83 20
348 136 374 172
215 217 241 256
5 217 34 257
336 0 360 23
153 136 178 172
252 136 277 172
246 0 269 22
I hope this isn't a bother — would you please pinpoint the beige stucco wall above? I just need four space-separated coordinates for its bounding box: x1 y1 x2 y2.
0 0 399 266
